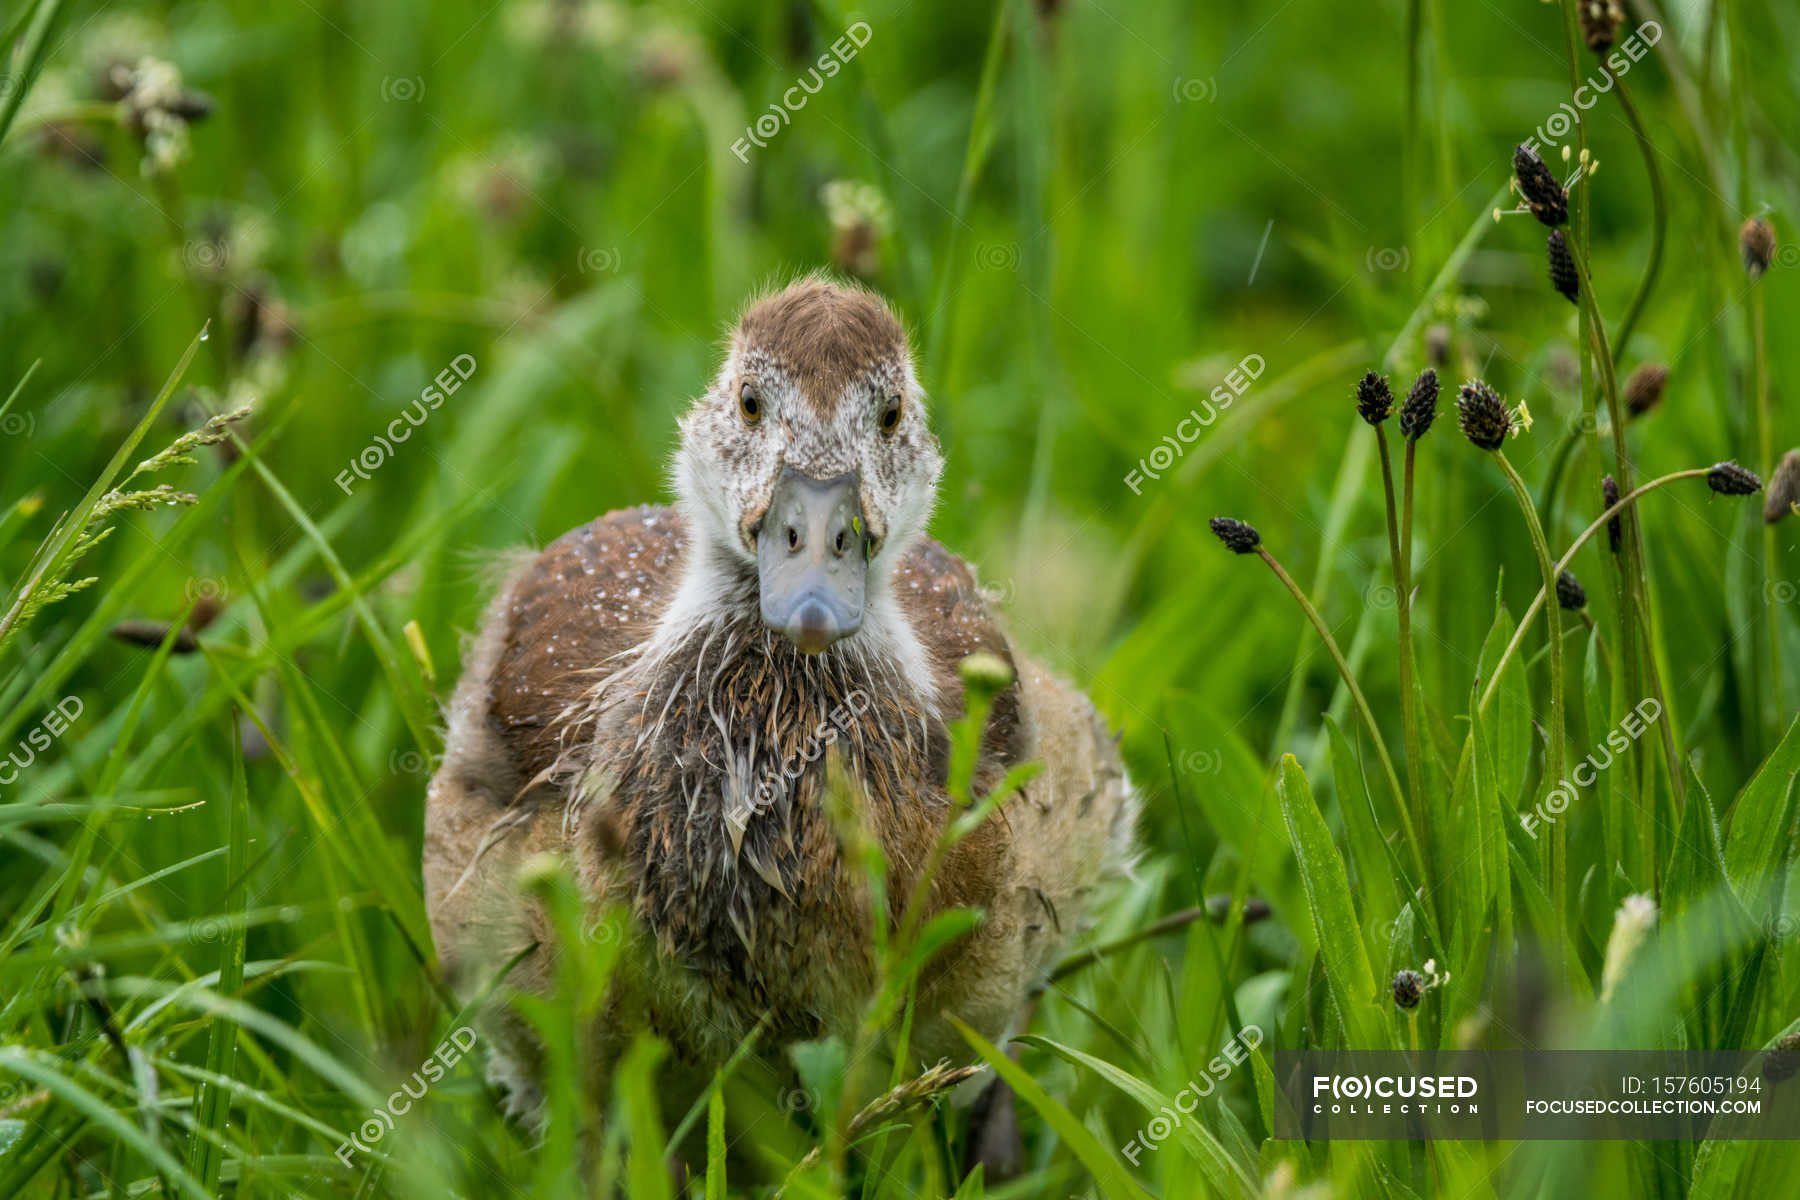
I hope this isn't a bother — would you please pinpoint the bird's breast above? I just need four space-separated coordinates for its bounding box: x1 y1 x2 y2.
595 648 940 1039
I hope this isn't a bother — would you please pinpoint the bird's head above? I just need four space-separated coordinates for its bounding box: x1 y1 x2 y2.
673 277 943 655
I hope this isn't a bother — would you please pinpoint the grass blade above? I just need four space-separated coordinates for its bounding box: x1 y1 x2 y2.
1274 755 1384 1049
949 1017 1150 1200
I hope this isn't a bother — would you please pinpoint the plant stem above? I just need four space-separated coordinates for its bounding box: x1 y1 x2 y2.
1425 0 1457 213
1558 3 1655 848
1249 191 1504 765
1555 0 1664 866
1578 610 1612 674
1042 896 1272 988
1632 0 1733 212
1542 70 1665 536
1376 428 1424 822
3 101 120 141
1539 418 1586 529
1562 225 1685 819
1608 74 1667 365
1557 0 1602 504
1754 280 1778 727
1399 437 1429 800
1376 428 1404 582
1253 546 1424 890
1403 0 1423 246
1479 469 1711 713
1495 450 1569 917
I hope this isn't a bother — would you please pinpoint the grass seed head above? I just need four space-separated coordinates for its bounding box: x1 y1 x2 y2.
1623 362 1668 419
1399 368 1440 441
1548 229 1579 304
1209 517 1261 554
188 591 224 631
1600 893 1658 1003
1355 371 1395 426
1764 1031 1800 1084
115 57 215 176
1763 450 1800 524
821 180 893 279
1603 475 1622 553
109 619 200 654
1741 216 1777 279
1707 461 1763 496
1556 569 1587 611
1513 143 1568 227
1392 969 1424 1010
1456 379 1511 451
1425 322 1451 368
1579 0 1624 52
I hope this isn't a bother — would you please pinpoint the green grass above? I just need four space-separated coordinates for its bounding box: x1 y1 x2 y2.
4 0 1800 1195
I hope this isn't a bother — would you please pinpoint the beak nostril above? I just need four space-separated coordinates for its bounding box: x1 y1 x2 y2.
758 467 867 651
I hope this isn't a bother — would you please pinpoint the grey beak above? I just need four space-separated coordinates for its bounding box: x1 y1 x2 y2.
756 467 867 654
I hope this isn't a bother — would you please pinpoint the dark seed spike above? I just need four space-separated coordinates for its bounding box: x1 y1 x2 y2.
1763 450 1800 525
1623 363 1668 419
168 90 216 123
1707 461 1763 496
1556 569 1587 611
1579 0 1624 53
1400 368 1439 442
110 619 200 654
1425 323 1451 369
1548 230 1579 304
1514 143 1569 227
1742 217 1777 279
1456 379 1511 451
1209 517 1261 554
1603 475 1622 554
1765 1031 1800 1083
1392 969 1424 1010
1356 371 1395 426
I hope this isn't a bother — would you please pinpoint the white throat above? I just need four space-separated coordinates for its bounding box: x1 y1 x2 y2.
646 520 941 721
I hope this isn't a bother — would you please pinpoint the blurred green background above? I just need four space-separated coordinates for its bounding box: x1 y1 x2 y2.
5 0 1800 1195
4 0 1798 766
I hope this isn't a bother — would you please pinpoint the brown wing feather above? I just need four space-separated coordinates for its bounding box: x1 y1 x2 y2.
490 505 686 778
890 538 1027 778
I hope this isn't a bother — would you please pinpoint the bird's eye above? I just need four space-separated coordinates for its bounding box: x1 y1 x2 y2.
879 394 903 436
738 381 762 425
